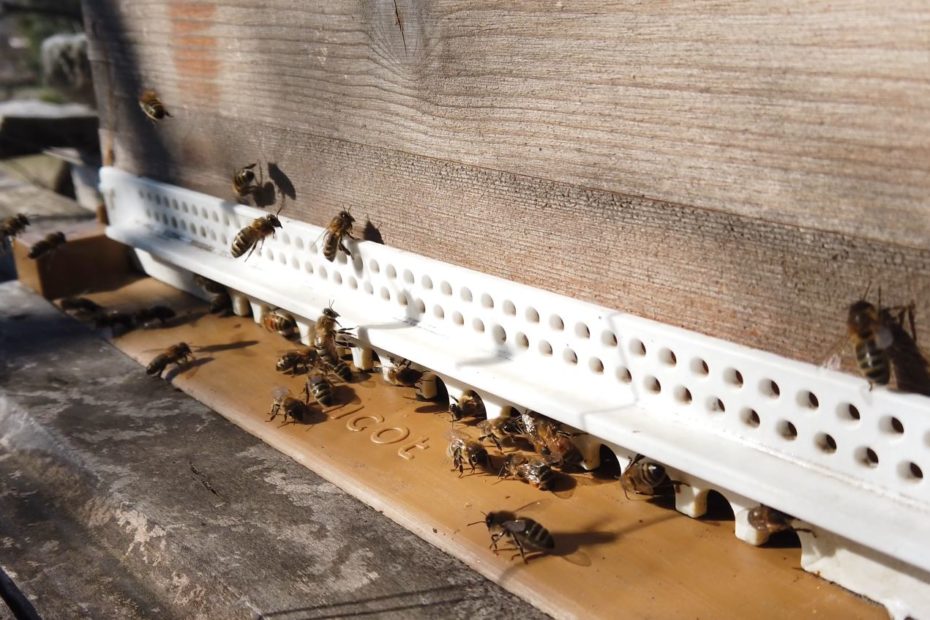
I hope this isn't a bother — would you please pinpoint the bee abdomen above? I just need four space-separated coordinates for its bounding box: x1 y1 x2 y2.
309 379 334 406
523 519 555 549
856 340 891 384
322 233 339 262
146 355 167 375
231 229 255 258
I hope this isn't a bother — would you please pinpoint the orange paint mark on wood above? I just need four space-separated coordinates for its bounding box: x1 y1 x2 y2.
169 1 218 100
168 2 215 21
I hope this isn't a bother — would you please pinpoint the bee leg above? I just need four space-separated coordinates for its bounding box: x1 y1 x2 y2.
794 527 816 537
339 240 352 256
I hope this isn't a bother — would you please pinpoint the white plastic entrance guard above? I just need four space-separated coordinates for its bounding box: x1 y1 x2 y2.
100 167 930 618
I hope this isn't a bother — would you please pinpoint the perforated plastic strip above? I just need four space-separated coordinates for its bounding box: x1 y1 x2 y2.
100 167 930 579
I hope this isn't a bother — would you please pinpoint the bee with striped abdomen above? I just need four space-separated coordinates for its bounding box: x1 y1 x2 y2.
193 275 231 314
276 348 318 375
448 430 490 476
384 357 421 387
231 210 283 260
477 416 524 451
499 453 555 491
139 89 171 121
620 454 681 499
313 306 353 382
321 210 356 262
847 299 893 387
303 373 335 407
475 509 555 564
268 387 317 426
262 310 299 339
146 343 194 378
233 163 260 199
28 232 66 259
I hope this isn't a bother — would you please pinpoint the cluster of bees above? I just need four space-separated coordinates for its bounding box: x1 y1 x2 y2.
60 296 176 332
132 89 930 560
1 214 68 259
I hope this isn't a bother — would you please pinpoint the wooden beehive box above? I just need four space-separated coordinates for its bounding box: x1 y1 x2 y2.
80 1 930 616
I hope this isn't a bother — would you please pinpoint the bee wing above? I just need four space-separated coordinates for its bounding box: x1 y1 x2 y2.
819 332 852 371
509 499 553 516
502 519 530 533
272 386 290 399
556 549 592 567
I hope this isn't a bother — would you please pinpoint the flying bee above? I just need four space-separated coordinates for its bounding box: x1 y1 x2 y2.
1 213 29 251
268 388 317 426
231 210 283 260
620 454 681 499
232 163 261 199
27 232 66 259
276 348 318 375
449 392 486 422
262 310 299 339
146 342 194 378
747 505 813 537
134 305 176 326
321 210 356 262
499 454 555 491
477 416 524 451
59 296 103 319
384 357 421 386
302 373 335 408
472 509 555 564
447 430 490 476
139 89 171 121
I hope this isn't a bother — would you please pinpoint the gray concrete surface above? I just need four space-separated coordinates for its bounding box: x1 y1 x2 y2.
0 281 547 619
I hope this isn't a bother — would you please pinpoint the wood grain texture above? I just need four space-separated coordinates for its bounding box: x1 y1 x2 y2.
82 0 930 372
86 0 930 246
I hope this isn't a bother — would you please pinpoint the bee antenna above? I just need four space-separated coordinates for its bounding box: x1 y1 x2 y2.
860 280 873 301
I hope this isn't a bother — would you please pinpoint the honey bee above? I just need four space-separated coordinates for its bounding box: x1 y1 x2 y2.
139 89 171 121
620 454 675 499
146 342 194 377
847 299 893 386
747 505 813 536
499 454 555 491
94 310 136 331
520 412 581 468
262 310 298 339
1 213 29 251
193 275 231 314
232 163 261 199
27 232 66 259
449 392 485 421
276 349 318 375
477 416 524 451
448 431 490 476
134 305 176 326
313 306 353 382
362 218 384 244
231 211 282 260
474 510 555 564
268 388 317 426
321 210 356 262
59 296 102 318
302 373 335 407
384 357 421 386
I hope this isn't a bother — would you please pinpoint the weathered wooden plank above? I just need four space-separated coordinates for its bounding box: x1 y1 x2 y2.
82 0 930 372
85 0 930 248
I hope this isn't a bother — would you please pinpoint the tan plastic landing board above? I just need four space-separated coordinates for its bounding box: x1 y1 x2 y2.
71 277 880 619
